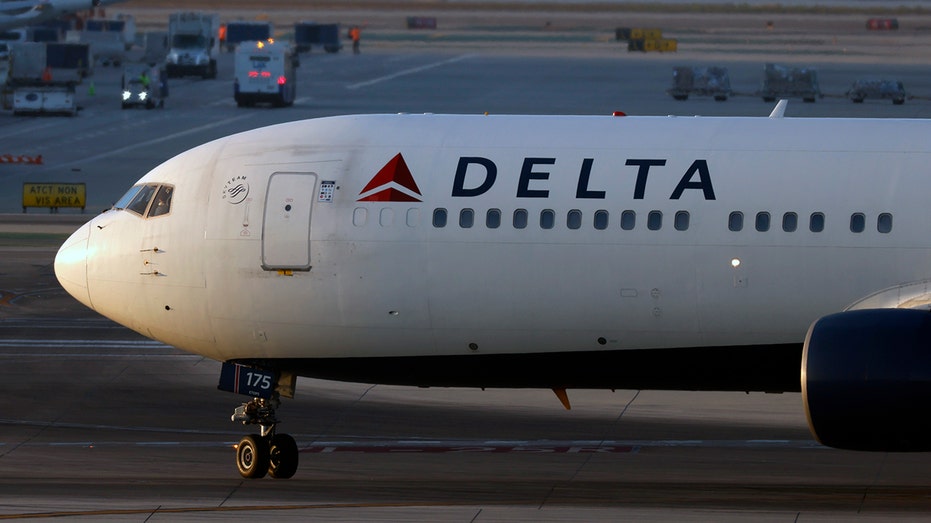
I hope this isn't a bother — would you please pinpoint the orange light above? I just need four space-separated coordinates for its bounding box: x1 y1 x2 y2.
257 41 264 49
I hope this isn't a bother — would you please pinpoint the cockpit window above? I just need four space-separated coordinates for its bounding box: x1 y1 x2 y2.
114 184 175 218
126 184 158 215
113 185 143 210
147 185 173 218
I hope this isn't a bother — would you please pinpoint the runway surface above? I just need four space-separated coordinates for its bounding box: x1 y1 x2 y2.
4 6 931 520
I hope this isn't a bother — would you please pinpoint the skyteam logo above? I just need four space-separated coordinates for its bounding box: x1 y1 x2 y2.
357 153 423 202
222 175 249 204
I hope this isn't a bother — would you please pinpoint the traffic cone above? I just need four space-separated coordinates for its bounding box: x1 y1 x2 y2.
88 81 95 96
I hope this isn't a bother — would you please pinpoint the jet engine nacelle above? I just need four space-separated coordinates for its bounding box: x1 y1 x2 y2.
803 309 931 451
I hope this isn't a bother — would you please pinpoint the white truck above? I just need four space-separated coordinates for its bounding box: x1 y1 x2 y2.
233 39 297 107
165 12 219 79
7 42 90 116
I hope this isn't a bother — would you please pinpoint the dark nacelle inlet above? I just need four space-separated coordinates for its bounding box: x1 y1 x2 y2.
803 308 931 451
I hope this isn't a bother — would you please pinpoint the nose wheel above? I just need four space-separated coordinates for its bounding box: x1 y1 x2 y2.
235 432 299 479
232 396 299 479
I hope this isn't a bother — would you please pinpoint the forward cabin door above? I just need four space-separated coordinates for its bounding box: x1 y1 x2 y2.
262 172 317 271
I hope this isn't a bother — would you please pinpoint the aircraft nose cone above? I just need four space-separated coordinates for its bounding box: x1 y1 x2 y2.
54 222 92 310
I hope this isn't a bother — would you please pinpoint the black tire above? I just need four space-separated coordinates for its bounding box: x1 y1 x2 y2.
713 95 727 102
803 97 816 103
762 96 776 103
236 434 269 479
268 433 299 479
672 94 687 101
893 98 905 105
852 98 864 103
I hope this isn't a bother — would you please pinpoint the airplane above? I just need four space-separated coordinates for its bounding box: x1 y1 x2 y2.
54 106 931 479
0 0 120 33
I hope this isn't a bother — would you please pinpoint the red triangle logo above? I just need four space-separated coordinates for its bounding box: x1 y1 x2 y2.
358 153 423 202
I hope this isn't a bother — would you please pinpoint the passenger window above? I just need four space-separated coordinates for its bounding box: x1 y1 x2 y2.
674 211 689 231
621 210 636 230
877 213 893 233
406 208 419 227
540 209 555 229
782 212 797 232
755 212 770 232
850 213 865 233
809 212 825 232
352 207 367 227
379 208 395 227
647 211 662 231
459 208 474 228
432 208 447 228
567 209 582 230
728 211 743 232
486 209 501 229
147 185 173 218
593 210 609 230
513 209 528 229
126 184 157 216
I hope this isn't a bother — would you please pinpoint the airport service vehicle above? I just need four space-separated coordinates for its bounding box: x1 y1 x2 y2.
7 41 89 115
222 21 271 52
56 107 931 479
233 39 296 107
121 63 165 109
165 11 218 79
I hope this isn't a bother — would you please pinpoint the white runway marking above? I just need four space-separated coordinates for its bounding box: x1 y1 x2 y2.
76 114 254 163
346 54 476 90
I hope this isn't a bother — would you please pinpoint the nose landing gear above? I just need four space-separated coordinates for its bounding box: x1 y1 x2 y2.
232 395 299 479
220 362 300 479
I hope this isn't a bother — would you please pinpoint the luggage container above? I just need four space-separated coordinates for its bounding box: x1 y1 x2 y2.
759 63 820 103
293 23 340 53
222 22 272 52
846 79 906 105
668 66 730 101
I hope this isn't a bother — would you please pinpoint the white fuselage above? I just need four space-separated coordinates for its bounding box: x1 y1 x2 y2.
55 114 931 386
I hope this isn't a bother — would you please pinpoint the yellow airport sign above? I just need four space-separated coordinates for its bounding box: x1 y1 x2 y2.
22 182 86 211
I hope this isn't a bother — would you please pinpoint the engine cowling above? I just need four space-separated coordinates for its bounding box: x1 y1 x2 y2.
803 308 931 451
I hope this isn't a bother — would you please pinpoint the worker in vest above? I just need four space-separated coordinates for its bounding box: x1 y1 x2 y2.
349 26 361 54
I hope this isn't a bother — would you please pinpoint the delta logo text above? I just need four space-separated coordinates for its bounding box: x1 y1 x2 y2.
358 153 716 203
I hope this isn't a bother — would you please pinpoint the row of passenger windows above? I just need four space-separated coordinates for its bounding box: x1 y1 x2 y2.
430 208 894 234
